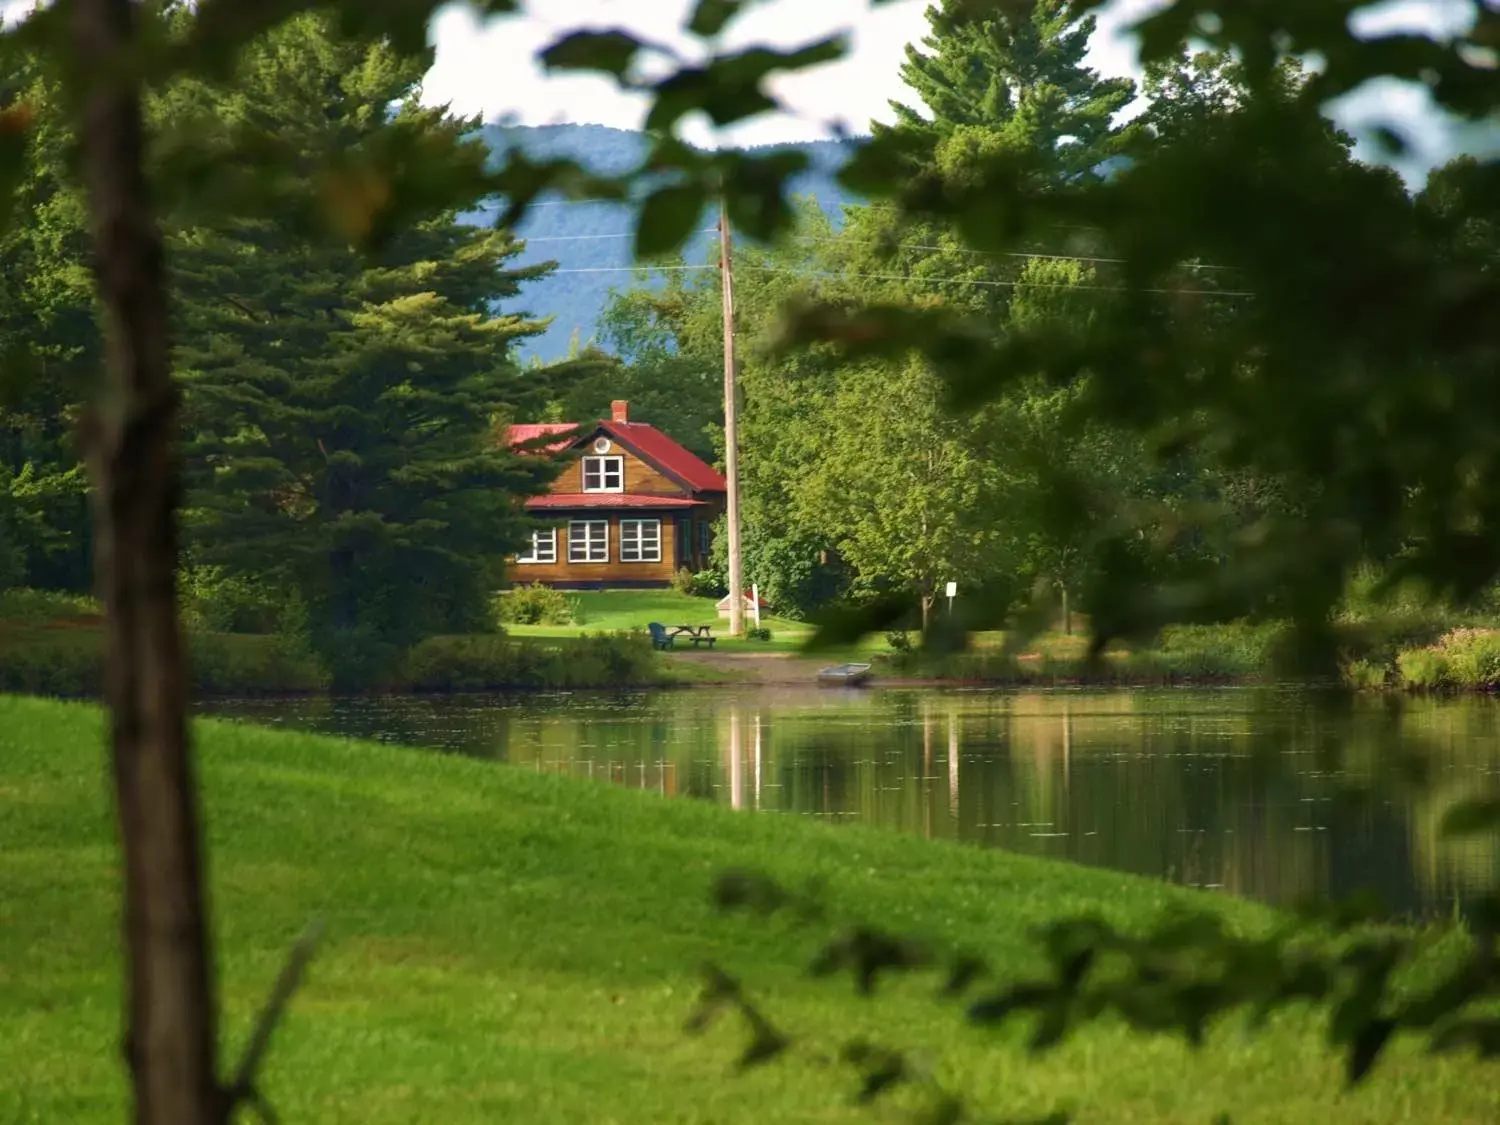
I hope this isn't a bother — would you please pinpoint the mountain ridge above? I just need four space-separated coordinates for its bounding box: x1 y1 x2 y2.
464 124 862 359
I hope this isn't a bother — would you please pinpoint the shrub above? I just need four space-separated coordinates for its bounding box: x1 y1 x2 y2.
495 583 577 626
0 625 329 697
1432 627 1500 689
1341 657 1389 690
178 565 292 634
403 632 662 691
687 566 728 599
746 626 773 642
885 629 914 653
1391 626 1500 691
0 627 102 695
312 624 404 692
189 632 330 694
0 587 99 624
1154 621 1282 676
670 567 696 596
1396 645 1450 690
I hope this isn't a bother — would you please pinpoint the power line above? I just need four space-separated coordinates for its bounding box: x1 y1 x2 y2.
521 229 718 243
550 265 714 274
514 226 1235 272
543 262 1254 298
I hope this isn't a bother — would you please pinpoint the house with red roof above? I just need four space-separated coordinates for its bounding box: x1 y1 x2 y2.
505 400 726 588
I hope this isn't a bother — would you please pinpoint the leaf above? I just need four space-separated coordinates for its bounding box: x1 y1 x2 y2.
840 1040 908 1103
1347 1017 1397 1085
538 29 644 78
736 1001 791 1070
941 954 988 998
810 927 929 995
687 0 765 38
802 592 918 652
646 37 846 134
1439 797 1500 838
1430 1018 1500 1059
684 963 740 1034
635 183 709 260
968 981 1057 1024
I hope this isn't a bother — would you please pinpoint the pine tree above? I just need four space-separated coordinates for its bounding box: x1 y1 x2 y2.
0 54 96 591
885 0 1135 184
170 15 565 674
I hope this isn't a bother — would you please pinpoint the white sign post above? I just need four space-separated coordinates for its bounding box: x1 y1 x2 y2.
945 581 958 616
751 583 762 630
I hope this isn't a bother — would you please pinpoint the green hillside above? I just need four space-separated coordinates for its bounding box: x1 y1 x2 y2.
468 124 860 360
7 694 1496 1123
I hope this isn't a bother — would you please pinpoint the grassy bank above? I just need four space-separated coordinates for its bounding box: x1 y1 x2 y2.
873 623 1286 686
0 617 696 697
3 695 1494 1123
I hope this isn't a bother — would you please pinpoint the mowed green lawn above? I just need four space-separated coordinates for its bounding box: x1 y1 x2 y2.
501 588 1074 659
504 589 843 654
3 694 1495 1123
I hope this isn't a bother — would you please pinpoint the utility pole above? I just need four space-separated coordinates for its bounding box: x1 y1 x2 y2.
719 201 746 638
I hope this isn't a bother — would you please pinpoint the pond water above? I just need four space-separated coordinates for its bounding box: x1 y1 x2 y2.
198 685 1500 915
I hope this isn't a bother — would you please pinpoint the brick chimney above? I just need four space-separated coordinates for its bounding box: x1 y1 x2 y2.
611 400 630 424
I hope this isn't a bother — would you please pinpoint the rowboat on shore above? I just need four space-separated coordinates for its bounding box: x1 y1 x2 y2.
817 662 872 687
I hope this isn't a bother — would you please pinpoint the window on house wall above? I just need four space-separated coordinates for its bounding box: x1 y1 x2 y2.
568 520 609 563
517 528 557 564
620 518 662 563
581 455 624 492
700 519 713 557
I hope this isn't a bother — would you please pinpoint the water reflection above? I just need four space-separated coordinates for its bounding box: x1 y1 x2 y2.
199 686 1500 914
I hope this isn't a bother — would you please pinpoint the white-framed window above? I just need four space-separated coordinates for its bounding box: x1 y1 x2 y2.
699 520 713 557
620 518 662 563
582 455 624 493
568 519 609 563
517 528 557 564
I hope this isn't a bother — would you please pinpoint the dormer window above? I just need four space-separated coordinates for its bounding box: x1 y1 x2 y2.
582 455 624 493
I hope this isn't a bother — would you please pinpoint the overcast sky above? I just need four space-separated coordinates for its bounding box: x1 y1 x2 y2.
1 0 1492 175
418 0 1487 175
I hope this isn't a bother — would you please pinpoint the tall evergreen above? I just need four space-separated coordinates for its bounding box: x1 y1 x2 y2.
170 14 564 672
885 0 1135 183
846 1 1136 322
0 53 96 591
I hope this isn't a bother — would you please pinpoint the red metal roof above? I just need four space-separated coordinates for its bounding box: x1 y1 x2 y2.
524 493 706 510
506 418 726 494
602 420 726 493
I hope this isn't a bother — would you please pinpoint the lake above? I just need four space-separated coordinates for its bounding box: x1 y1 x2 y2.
199 685 1500 915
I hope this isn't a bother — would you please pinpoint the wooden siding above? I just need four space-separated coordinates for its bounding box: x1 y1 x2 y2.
510 513 689 586
551 440 689 497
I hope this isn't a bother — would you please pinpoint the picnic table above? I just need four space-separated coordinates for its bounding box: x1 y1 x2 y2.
669 624 716 648
648 622 716 649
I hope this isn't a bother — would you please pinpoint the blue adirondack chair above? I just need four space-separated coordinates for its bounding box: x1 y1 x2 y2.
648 622 674 650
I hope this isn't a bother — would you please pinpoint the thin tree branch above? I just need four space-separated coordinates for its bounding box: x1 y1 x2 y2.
223 918 326 1115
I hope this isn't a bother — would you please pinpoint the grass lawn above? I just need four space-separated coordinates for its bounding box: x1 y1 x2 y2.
503 589 1095 659
506 588 841 654
3 695 1496 1123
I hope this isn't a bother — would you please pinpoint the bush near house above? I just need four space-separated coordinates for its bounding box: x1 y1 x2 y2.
494 583 579 626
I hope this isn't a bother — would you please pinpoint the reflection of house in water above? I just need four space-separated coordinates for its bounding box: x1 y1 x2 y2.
479 686 1491 915
720 707 765 811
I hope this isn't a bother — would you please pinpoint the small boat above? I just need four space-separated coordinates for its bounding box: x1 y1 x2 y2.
817 662 873 687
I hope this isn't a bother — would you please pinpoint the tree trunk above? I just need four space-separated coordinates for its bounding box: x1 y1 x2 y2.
1060 583 1071 636
920 592 933 631
72 2 223 1122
